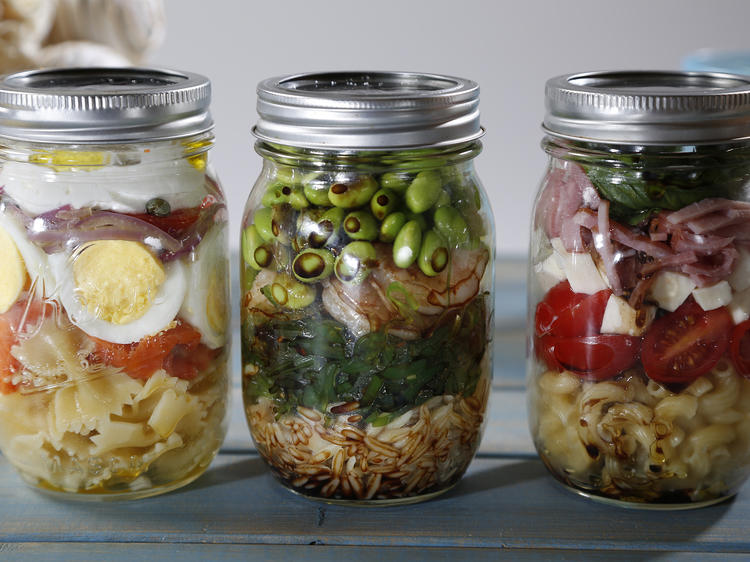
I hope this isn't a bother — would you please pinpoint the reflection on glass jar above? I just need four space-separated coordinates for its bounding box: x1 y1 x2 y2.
0 68 230 499
241 72 494 505
529 71 750 508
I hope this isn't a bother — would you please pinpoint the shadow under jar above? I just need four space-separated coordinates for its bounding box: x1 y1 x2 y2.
529 71 750 509
0 68 230 499
241 72 494 505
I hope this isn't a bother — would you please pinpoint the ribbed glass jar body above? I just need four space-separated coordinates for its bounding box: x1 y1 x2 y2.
0 134 230 499
528 136 750 508
241 142 494 505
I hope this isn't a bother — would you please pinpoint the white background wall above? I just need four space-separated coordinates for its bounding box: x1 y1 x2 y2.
152 0 750 256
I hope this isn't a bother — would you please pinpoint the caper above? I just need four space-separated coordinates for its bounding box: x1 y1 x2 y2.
433 206 470 247
145 197 171 217
405 170 442 214
302 172 332 206
370 188 398 221
335 241 377 284
343 210 378 241
418 230 449 277
392 220 422 268
242 225 272 270
379 171 412 193
328 175 378 208
292 248 334 283
379 211 407 243
253 207 275 242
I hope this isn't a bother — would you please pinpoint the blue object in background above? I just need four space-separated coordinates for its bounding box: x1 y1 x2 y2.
683 49 750 75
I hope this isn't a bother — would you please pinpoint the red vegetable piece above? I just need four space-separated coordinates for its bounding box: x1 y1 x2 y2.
538 333 641 381
642 299 732 384
535 280 611 338
730 319 750 377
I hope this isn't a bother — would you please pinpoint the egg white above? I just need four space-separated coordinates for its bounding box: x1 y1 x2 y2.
0 209 55 298
179 223 229 349
49 252 187 344
0 158 206 215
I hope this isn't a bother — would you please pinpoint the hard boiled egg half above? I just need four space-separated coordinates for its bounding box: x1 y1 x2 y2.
179 223 228 349
0 210 53 312
50 240 186 344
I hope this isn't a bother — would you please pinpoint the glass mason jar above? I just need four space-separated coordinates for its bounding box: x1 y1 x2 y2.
241 72 494 505
529 71 750 508
0 68 230 499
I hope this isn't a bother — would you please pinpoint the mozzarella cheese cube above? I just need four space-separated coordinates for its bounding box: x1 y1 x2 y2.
692 281 732 311
729 246 750 292
534 253 567 293
649 272 696 312
730 287 750 324
550 238 608 295
600 295 655 336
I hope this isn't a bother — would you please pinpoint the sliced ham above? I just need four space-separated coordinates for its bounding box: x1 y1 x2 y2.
665 198 750 225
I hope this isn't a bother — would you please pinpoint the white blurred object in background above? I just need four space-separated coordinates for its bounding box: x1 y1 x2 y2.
0 0 164 72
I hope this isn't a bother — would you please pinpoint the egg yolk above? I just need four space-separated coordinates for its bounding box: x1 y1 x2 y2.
73 240 165 325
0 224 26 314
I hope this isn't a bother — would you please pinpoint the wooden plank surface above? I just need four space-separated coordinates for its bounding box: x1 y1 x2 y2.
2 453 750 554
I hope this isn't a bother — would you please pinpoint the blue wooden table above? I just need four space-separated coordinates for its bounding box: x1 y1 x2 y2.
1 259 750 560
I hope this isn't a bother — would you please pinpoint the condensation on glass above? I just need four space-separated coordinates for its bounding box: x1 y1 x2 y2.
529 71 750 509
241 72 494 505
0 68 230 499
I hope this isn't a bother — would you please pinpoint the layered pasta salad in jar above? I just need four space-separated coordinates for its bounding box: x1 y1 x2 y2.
242 72 494 505
530 71 750 508
0 68 229 499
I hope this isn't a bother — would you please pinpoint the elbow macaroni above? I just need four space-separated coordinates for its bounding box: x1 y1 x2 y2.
530 360 750 503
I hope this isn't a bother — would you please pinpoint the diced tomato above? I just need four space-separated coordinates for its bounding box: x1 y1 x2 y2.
642 299 732 384
91 320 217 380
535 280 611 338
537 333 641 381
127 207 201 239
730 319 750 377
0 298 49 394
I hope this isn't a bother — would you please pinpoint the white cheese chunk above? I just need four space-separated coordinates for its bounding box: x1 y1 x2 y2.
730 287 750 324
550 238 608 295
649 271 696 312
729 246 750 292
693 281 732 311
600 295 656 336
534 254 567 293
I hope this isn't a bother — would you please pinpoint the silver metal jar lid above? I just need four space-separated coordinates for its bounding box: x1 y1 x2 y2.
544 71 750 144
0 67 213 143
254 71 482 150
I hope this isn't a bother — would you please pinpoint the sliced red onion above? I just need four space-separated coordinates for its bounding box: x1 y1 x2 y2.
160 203 227 262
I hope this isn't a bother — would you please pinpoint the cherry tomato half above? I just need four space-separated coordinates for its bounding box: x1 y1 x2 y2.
642 299 732 384
730 319 750 377
535 280 611 338
537 334 641 381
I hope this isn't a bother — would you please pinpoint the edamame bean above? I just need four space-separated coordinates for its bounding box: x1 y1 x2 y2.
242 225 273 270
302 172 332 206
392 220 422 268
263 274 316 308
433 206 470 246
253 207 275 241
335 241 377 284
404 210 428 232
292 248 335 283
379 172 412 193
343 210 378 241
434 189 451 208
275 166 302 186
270 204 294 245
370 188 398 220
328 175 378 208
261 182 293 207
418 230 449 277
296 209 327 249
289 187 309 210
405 170 442 214
379 211 407 243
